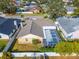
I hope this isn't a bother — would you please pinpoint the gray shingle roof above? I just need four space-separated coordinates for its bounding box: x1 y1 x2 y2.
17 16 54 38
57 17 79 34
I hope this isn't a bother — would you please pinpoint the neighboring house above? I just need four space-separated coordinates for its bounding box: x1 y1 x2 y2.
29 7 41 13
16 2 41 14
63 0 73 3
66 6 75 14
16 16 56 45
0 17 21 39
12 0 22 6
57 17 79 39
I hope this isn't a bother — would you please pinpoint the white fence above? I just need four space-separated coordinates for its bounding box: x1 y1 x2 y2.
0 52 78 57
12 52 60 57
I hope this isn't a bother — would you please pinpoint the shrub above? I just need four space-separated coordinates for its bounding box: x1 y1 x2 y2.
2 52 12 59
54 41 79 55
32 38 41 45
56 28 65 41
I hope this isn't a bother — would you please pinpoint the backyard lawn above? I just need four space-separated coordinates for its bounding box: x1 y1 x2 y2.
12 41 42 52
12 41 55 52
39 47 55 52
0 39 8 51
12 42 55 52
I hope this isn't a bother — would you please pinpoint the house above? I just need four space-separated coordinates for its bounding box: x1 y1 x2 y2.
0 17 21 39
66 6 75 14
63 0 73 3
56 17 79 39
12 0 22 6
16 16 59 45
16 1 41 14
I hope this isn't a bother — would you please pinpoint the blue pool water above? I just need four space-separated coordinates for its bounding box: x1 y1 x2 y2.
44 29 60 47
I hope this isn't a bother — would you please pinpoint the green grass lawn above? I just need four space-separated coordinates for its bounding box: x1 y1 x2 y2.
39 47 55 52
0 39 8 51
12 41 42 52
12 40 55 52
12 42 55 52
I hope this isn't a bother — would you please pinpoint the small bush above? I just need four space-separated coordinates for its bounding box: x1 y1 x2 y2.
32 39 41 45
56 28 65 41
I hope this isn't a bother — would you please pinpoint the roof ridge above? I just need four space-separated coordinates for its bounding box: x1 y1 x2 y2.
30 20 34 33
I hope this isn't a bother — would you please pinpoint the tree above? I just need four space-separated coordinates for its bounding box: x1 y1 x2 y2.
46 0 66 20
2 52 12 59
4 5 17 14
73 0 79 7
71 0 79 16
71 8 79 16
32 0 66 20
54 41 79 56
0 0 16 14
34 0 47 4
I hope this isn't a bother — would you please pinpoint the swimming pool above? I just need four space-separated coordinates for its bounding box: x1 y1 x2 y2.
44 29 60 47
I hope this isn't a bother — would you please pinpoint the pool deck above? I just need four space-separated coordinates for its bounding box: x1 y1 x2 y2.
43 26 60 47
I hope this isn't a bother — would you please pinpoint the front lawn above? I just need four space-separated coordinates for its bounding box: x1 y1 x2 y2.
0 40 8 51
